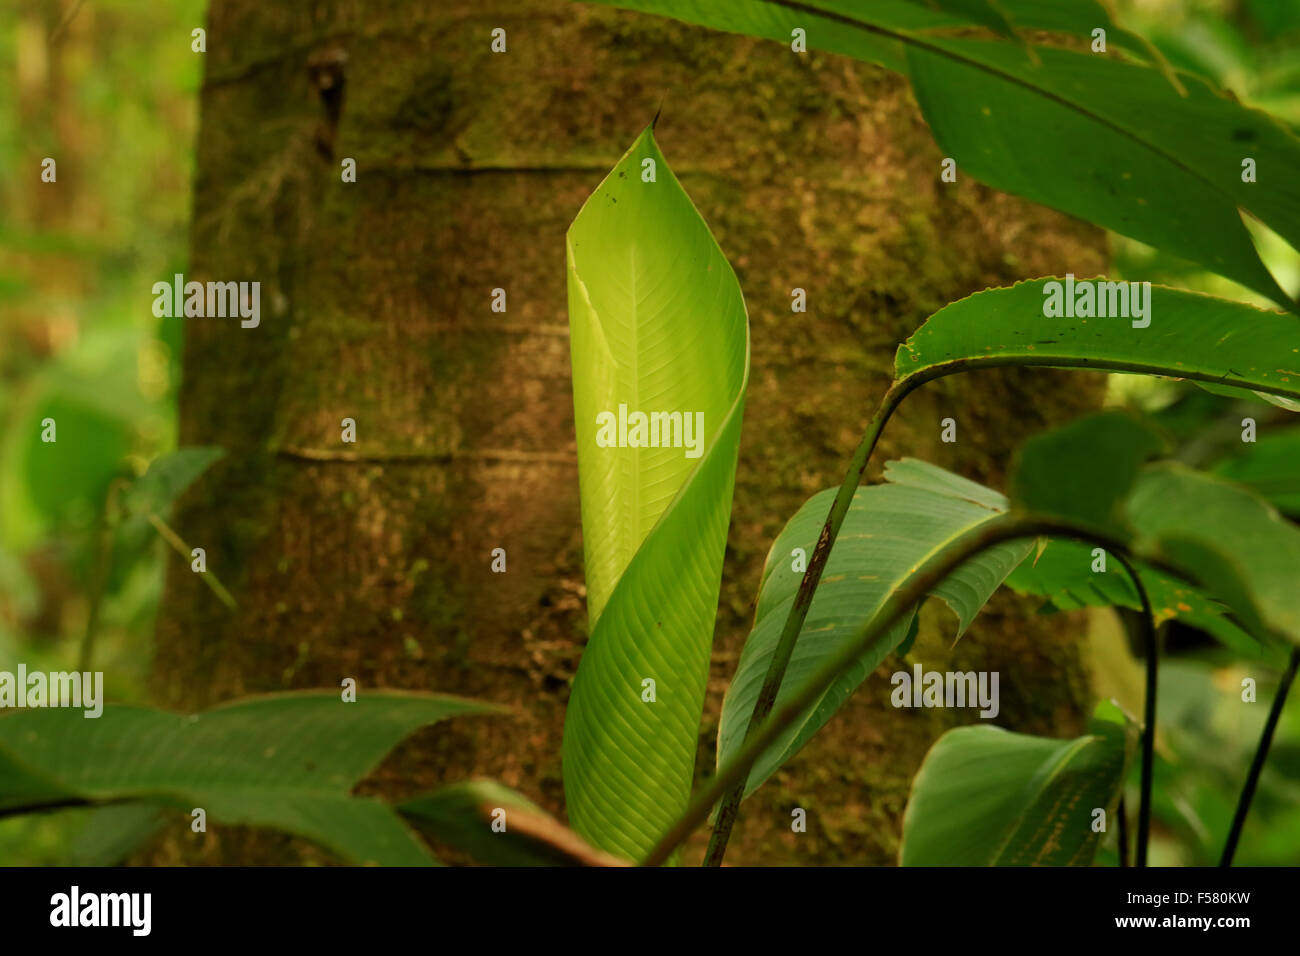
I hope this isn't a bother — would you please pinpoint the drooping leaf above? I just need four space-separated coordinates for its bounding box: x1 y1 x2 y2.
583 2 1299 305
906 39 1294 305
900 703 1136 865
717 459 1030 801
897 280 1300 403
0 692 500 866
401 781 626 867
563 126 749 860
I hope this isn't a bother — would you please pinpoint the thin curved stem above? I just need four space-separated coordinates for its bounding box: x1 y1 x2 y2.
1112 563 1158 867
649 515 1140 868
702 381 910 866
1220 645 1300 867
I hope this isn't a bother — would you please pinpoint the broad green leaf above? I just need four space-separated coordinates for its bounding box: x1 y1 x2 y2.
0 691 499 866
401 781 626 867
891 444 1262 653
1127 464 1300 647
992 0 1161 59
900 704 1136 865
914 0 1018 41
1213 427 1300 517
1006 539 1262 657
1010 411 1164 537
563 127 749 860
717 459 1030 800
583 2 1297 304
897 280 1300 403
580 1 963 75
906 39 1294 305
894 419 1263 654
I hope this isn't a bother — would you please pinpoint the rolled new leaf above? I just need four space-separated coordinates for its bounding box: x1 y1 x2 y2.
563 126 750 860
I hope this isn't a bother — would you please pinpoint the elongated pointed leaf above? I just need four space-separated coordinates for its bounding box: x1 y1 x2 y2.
897 280 1300 402
563 127 749 860
900 704 1136 865
0 692 498 866
717 459 1030 800
584 2 1298 305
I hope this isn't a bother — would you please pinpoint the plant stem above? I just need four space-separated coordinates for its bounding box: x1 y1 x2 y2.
148 513 237 609
648 515 1136 868
1116 590 1160 868
1220 645 1300 867
1135 613 1159 868
78 478 129 672
702 382 909 866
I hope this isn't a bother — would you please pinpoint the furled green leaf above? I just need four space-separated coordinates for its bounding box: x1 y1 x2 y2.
563 126 749 860
583 2 1298 304
401 781 626 867
897 280 1300 402
0 692 499 866
900 704 1136 865
717 459 1030 800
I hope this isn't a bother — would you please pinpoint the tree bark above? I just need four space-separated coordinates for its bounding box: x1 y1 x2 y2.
152 0 1106 864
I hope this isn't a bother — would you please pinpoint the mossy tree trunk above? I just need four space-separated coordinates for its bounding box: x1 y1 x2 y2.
153 0 1106 864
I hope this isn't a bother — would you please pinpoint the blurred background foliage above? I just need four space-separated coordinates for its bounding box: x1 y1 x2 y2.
0 0 1297 864
1 0 203 863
